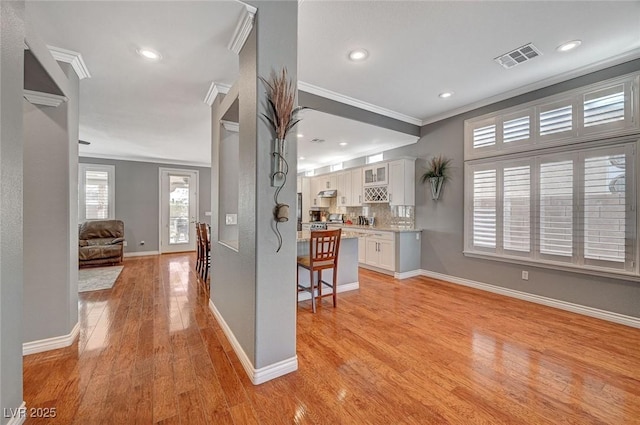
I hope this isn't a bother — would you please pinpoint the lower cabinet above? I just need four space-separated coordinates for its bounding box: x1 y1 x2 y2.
363 232 395 272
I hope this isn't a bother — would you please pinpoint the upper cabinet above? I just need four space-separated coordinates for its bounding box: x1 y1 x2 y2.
336 171 352 207
363 164 388 186
388 159 415 206
350 168 363 206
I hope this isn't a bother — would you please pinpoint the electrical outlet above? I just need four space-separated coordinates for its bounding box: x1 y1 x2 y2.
522 270 529 280
415 233 420 240
123 240 128 247
140 241 145 245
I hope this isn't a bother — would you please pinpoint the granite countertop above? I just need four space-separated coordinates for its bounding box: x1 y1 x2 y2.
333 224 422 233
296 230 360 243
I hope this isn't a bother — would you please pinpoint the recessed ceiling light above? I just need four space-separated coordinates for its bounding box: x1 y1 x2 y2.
339 142 348 146
348 48 369 61
556 40 582 52
299 156 305 160
297 133 304 138
137 47 162 61
439 92 453 99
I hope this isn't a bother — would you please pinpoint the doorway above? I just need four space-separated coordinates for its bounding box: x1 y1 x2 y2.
159 168 199 253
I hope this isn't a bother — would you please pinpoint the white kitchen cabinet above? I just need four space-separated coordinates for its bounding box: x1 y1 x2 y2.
296 176 302 193
301 177 311 218
358 234 367 263
336 171 351 207
350 168 363 206
316 174 337 191
363 231 395 271
388 159 415 206
310 176 331 208
362 164 388 186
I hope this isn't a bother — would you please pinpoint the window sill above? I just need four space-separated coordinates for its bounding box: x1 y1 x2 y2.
463 250 639 283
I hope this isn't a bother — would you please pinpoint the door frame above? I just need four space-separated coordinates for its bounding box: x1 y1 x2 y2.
158 167 199 254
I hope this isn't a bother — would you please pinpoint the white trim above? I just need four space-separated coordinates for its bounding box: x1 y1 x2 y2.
23 322 80 355
227 4 257 55
124 250 159 258
23 90 67 107
298 81 423 126
394 270 421 280
296 281 359 301
158 168 199 254
209 299 298 385
5 401 26 425
221 120 239 133
79 152 210 168
47 45 91 80
204 82 232 106
424 48 640 126
419 269 640 329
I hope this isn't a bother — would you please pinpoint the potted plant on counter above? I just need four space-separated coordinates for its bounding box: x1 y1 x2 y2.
420 155 452 200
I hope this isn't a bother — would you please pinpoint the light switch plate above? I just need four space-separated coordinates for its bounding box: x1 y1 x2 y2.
225 214 237 225
204 211 212 216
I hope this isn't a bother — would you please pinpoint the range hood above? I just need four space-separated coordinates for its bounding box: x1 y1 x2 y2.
317 190 337 198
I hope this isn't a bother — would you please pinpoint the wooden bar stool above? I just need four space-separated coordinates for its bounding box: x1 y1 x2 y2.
297 229 342 313
198 222 211 284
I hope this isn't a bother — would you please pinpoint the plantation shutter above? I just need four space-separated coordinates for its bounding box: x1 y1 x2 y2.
473 169 497 249
473 124 496 149
539 159 574 257
539 104 573 136
583 150 626 264
503 165 530 252
583 85 625 128
503 116 530 144
85 170 110 219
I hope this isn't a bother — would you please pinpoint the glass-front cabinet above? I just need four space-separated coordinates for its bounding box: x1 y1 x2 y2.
363 164 388 186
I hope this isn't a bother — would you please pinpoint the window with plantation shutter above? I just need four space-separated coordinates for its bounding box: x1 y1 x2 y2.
503 165 530 252
472 169 496 249
464 73 639 278
473 124 496 149
79 164 115 221
539 104 573 136
539 159 574 258
503 116 530 144
583 150 626 264
583 85 625 128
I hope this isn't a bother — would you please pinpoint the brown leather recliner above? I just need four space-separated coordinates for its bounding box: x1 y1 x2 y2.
79 220 125 267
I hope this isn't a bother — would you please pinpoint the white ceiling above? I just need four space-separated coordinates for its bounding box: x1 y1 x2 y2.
25 1 640 168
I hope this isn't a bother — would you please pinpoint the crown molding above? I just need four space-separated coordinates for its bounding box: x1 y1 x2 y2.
298 81 423 126
221 120 239 132
204 82 232 106
227 4 257 55
421 47 640 126
47 45 91 80
79 152 211 168
23 90 68 107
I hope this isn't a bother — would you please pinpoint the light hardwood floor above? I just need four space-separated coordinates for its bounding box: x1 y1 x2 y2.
23 253 640 424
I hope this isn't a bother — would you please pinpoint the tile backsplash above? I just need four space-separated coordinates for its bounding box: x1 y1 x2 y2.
333 203 415 227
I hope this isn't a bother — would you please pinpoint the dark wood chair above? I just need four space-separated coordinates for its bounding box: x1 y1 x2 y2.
297 229 342 313
195 223 204 276
198 222 211 284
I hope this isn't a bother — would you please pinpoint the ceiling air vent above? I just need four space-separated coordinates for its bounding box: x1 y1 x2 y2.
494 43 542 69
310 138 325 143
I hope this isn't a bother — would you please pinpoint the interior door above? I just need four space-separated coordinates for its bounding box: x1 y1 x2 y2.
160 168 198 253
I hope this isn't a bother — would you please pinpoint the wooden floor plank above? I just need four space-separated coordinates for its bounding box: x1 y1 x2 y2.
22 253 640 424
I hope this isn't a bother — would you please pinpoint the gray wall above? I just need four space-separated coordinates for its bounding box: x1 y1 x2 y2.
211 0 298 373
0 1 25 420
218 128 239 243
380 59 640 318
79 157 211 253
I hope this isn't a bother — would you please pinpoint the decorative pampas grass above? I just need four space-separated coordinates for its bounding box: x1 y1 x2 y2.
260 68 306 140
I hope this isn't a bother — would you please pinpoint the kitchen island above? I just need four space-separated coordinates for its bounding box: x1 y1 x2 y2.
296 230 360 300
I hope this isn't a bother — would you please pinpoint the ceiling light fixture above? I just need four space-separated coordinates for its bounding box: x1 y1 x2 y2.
137 47 162 61
339 142 348 146
439 92 453 99
348 48 369 61
556 40 582 52
299 156 305 160
297 133 304 138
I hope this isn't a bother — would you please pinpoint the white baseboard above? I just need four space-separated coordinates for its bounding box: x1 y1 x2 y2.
124 250 159 258
420 269 640 329
4 401 26 425
394 270 421 280
297 281 359 301
208 299 298 385
23 322 80 355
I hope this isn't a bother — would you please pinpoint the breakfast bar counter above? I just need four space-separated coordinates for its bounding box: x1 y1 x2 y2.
296 231 360 298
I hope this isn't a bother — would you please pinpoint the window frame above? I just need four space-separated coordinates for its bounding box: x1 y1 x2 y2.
464 138 637 279
79 163 115 222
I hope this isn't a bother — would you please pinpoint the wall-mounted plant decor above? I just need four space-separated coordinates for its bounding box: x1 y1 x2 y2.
420 155 452 201
260 67 307 252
